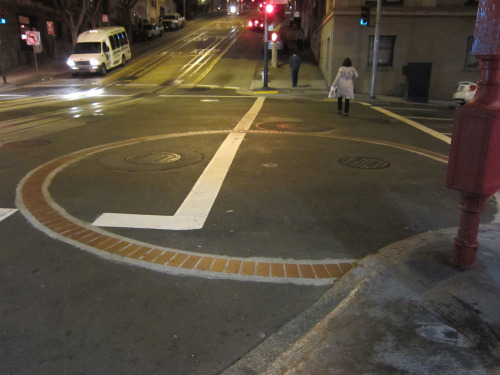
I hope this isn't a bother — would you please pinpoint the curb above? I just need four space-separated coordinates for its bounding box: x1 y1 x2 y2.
220 225 500 374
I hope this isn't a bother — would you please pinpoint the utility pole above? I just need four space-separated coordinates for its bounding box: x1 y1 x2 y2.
369 0 381 99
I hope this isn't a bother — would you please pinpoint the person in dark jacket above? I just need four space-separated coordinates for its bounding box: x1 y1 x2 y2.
289 53 302 87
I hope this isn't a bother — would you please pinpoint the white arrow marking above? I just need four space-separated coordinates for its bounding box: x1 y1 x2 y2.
92 97 265 230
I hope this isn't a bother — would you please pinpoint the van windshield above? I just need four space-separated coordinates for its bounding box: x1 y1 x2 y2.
74 42 101 54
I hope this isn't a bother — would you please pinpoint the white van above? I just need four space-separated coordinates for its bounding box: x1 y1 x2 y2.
67 27 132 76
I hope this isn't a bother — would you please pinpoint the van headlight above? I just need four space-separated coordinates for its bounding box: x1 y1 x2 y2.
90 59 100 67
67 59 75 67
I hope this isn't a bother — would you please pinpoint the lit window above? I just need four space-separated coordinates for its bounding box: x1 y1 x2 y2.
367 35 396 67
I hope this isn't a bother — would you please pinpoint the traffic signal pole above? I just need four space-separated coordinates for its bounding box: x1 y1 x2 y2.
263 11 269 88
262 4 274 89
0 10 6 83
0 37 5 83
446 0 500 268
369 0 381 99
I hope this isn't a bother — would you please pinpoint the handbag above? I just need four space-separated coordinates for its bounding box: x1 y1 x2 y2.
328 85 337 99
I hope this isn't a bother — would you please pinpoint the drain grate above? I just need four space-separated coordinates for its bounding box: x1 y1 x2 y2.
125 151 181 165
337 156 391 169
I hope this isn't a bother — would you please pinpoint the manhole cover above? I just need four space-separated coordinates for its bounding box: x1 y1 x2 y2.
126 151 181 165
337 156 391 169
2 139 51 148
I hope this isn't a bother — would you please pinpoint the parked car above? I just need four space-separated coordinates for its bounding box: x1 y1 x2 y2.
262 30 288 54
453 81 477 105
248 18 264 32
161 13 185 30
143 24 163 40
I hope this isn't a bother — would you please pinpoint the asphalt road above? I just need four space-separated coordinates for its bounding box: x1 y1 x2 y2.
1 11 498 375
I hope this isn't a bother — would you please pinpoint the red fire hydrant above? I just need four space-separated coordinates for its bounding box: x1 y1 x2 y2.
446 0 500 268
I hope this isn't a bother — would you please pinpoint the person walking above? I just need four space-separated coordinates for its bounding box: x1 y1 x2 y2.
331 57 358 116
289 53 302 87
296 28 305 51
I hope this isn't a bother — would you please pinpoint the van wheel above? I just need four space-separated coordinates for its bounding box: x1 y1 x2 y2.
121 55 126 67
99 63 107 76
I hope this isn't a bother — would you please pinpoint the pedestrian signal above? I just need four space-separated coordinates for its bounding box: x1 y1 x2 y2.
360 6 370 26
271 32 278 42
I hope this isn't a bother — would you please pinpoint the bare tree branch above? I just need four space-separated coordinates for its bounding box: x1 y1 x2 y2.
89 0 105 28
117 0 141 40
53 0 91 47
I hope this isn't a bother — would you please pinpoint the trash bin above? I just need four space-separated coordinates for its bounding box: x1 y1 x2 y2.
402 62 432 103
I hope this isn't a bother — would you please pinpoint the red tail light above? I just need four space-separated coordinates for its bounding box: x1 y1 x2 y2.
469 85 477 92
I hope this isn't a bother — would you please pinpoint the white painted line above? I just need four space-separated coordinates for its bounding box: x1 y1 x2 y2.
0 208 18 222
371 106 451 144
93 97 266 230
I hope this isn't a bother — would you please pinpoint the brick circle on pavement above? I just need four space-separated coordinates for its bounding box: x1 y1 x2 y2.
16 130 447 285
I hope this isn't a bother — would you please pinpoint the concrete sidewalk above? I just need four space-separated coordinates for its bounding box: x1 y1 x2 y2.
0 59 68 88
223 225 500 375
247 25 330 100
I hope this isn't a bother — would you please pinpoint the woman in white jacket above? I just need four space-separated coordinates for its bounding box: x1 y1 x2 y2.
331 58 358 116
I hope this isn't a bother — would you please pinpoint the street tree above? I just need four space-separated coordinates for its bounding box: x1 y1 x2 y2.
88 0 106 29
53 0 91 47
117 0 140 42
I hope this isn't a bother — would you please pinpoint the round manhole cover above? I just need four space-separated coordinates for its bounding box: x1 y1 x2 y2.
337 156 391 169
2 139 51 148
126 151 181 165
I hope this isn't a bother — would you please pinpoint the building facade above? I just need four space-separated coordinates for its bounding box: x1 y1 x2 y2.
302 0 480 100
0 0 173 71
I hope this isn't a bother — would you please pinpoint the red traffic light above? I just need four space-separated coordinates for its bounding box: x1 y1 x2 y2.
265 4 274 13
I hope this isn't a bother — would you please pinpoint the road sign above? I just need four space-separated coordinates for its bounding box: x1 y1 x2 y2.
25 31 41 46
47 21 55 36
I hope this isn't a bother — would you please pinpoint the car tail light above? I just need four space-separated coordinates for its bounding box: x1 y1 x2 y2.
249 21 253 27
469 85 477 92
